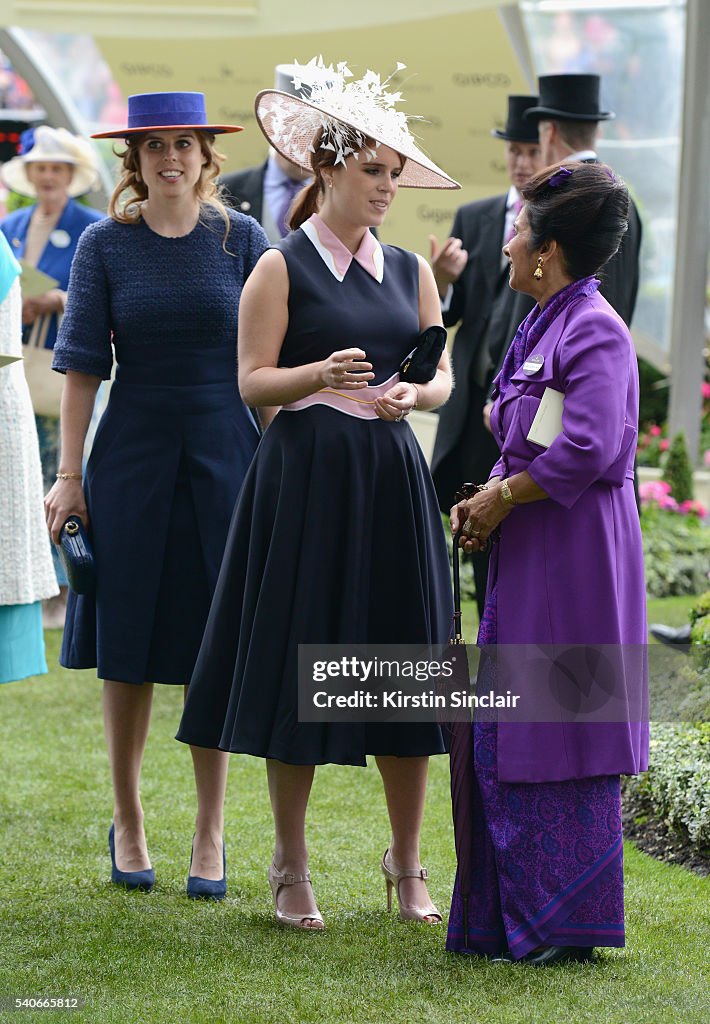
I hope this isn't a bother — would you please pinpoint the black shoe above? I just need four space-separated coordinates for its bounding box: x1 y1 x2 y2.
649 623 692 646
523 945 594 967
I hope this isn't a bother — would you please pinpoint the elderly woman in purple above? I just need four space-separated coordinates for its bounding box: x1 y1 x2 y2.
447 162 647 965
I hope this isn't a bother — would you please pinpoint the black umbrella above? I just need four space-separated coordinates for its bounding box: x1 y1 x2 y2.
448 524 474 948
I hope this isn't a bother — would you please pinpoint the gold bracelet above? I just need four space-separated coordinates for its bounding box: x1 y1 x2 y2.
500 478 517 506
56 472 82 481
411 383 420 409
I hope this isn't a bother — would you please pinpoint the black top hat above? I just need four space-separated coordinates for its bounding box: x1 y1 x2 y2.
490 95 540 142
524 74 615 122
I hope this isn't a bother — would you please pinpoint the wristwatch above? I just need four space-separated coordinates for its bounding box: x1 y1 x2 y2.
499 479 517 507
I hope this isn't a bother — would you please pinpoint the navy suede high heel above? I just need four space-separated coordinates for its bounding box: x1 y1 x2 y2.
108 824 155 892
186 837 226 901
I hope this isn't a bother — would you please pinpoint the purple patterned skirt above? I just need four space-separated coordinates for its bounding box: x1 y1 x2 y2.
446 566 625 958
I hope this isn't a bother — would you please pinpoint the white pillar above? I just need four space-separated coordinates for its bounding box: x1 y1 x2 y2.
667 0 710 463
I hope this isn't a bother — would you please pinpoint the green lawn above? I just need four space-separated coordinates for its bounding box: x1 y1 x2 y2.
461 593 697 644
1 625 708 1024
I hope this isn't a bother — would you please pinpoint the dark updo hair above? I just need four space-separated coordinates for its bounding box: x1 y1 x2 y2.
520 161 630 280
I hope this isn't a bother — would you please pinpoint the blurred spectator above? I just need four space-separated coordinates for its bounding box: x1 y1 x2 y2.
221 63 330 241
1 126 103 627
0 231 58 683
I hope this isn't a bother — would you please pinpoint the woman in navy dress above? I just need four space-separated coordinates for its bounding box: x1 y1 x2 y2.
178 62 459 928
44 93 268 896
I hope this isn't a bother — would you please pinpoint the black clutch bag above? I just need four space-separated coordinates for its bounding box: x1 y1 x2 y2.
399 325 447 384
58 515 95 595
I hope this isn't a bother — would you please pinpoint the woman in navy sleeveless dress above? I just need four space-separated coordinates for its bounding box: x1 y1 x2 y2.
179 64 460 928
45 93 268 896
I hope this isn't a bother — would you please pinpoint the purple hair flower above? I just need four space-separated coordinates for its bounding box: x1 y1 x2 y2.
548 166 572 188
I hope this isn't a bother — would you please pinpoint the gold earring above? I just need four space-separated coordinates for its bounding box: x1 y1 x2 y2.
533 256 544 280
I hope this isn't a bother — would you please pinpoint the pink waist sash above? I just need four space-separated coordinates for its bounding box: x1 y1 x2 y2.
281 372 399 420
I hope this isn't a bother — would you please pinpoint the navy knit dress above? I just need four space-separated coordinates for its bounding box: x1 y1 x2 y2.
177 228 453 765
52 208 268 685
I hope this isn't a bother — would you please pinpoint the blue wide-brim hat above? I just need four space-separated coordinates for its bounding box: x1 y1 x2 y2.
91 91 243 139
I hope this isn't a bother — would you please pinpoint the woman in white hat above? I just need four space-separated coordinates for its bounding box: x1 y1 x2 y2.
1 126 103 625
179 60 459 929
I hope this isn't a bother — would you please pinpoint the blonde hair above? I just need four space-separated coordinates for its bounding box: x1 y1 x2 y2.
108 130 234 248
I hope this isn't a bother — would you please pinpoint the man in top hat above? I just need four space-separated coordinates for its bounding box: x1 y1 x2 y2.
429 95 542 618
525 73 642 326
220 64 314 241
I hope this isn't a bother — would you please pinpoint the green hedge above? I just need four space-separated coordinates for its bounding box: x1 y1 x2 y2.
624 590 710 860
625 723 710 857
642 507 710 597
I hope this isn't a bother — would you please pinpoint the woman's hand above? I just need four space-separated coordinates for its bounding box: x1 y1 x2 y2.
320 348 374 390
44 479 88 545
22 289 67 324
450 481 510 552
374 381 419 422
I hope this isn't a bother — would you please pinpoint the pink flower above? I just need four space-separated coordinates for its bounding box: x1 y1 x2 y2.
702 382 710 400
704 449 710 468
649 424 662 437
680 500 707 517
659 439 670 452
658 495 678 511
639 480 673 505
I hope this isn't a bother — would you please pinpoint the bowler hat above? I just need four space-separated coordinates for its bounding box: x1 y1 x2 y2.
524 74 614 122
91 91 243 139
490 95 540 142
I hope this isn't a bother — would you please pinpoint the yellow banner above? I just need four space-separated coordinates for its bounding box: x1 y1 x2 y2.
97 7 528 251
1 1 510 39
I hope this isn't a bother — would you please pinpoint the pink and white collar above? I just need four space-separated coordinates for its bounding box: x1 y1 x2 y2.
300 214 384 284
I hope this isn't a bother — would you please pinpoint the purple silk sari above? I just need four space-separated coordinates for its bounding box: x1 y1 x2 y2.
446 277 625 959
446 715 625 957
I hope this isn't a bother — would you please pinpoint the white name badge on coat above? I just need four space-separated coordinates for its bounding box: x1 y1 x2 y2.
527 387 564 448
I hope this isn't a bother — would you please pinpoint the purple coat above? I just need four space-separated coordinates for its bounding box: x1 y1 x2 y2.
487 290 649 783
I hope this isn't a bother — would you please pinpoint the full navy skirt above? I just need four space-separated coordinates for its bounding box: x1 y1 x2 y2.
177 405 453 765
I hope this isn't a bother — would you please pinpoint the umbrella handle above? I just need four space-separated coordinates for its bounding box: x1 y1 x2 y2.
452 527 465 644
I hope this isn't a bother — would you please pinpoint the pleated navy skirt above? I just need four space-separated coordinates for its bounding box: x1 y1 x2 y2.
178 404 453 765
